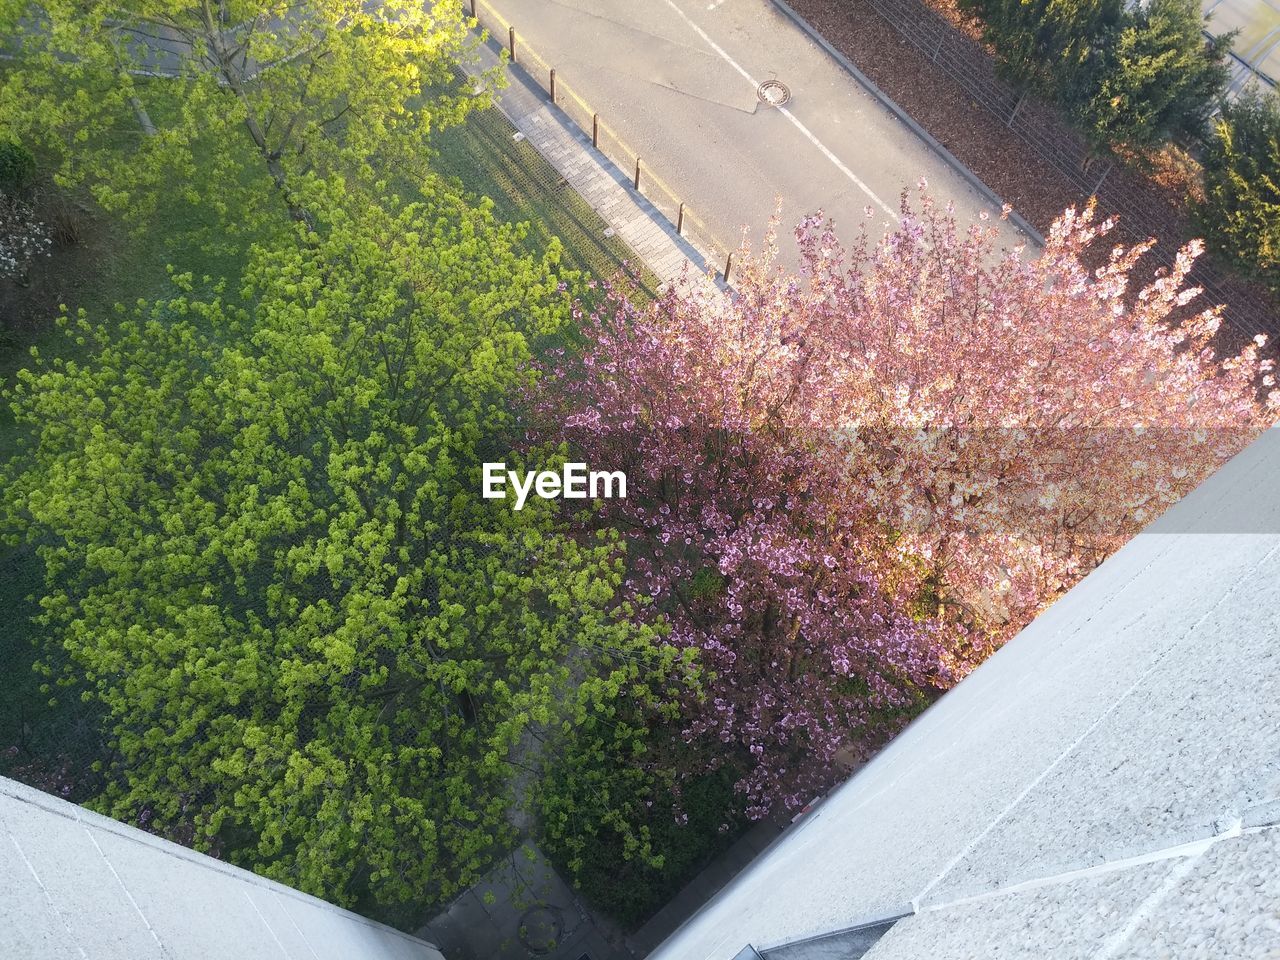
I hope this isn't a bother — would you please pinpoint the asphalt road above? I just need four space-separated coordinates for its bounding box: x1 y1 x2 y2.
481 0 1031 262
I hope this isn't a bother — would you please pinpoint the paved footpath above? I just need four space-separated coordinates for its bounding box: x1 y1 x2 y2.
468 31 712 286
478 0 1032 264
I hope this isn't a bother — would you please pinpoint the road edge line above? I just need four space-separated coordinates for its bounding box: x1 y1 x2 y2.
767 0 1045 246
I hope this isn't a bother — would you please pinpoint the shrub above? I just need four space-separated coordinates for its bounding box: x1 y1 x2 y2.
536 714 748 931
958 0 1121 101
959 0 1229 157
1075 0 1230 153
1197 89 1280 294
0 139 36 193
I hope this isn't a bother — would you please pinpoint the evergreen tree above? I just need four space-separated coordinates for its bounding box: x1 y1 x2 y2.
1076 0 1230 153
1197 89 1280 294
958 0 1121 100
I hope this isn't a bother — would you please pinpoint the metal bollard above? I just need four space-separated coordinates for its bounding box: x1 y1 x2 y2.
592 113 599 149
634 157 642 191
470 0 476 17
677 202 685 235
724 251 733 283
550 68 556 102
509 26 516 62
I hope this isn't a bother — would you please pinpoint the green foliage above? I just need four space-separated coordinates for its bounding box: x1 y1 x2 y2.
535 696 745 930
0 540 108 805
688 566 726 603
0 0 484 234
1197 89 1280 294
1 182 671 910
958 0 1121 98
1074 0 1230 152
959 0 1228 155
0 138 36 192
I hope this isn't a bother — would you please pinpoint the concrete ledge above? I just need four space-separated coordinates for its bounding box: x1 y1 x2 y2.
0 776 444 960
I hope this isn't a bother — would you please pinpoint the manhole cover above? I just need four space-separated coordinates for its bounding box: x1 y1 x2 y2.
757 79 791 106
517 904 564 956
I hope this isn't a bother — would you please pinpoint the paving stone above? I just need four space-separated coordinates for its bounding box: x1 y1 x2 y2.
462 34 707 285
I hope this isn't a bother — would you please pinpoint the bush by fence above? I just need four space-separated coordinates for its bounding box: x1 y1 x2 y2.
1198 89 1280 298
863 0 1276 340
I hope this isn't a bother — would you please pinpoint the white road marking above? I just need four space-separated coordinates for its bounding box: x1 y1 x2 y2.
661 0 897 218
707 0 731 9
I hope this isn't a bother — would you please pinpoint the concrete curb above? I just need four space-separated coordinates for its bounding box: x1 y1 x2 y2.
466 21 725 289
768 0 1045 247
495 40 715 271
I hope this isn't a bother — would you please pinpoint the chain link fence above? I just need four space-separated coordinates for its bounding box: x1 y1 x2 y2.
862 0 1277 341
465 0 732 280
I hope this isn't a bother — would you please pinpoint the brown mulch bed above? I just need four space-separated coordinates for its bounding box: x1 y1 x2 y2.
910 0 984 40
0 194 107 345
790 0 1085 231
788 0 1278 351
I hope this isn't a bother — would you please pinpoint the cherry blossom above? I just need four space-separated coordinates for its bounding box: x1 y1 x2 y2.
535 192 1274 816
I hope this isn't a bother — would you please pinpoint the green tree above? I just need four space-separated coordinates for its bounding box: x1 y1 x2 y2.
1197 89 1280 294
0 138 37 192
534 689 744 930
0 0 481 231
1 183 676 909
958 0 1121 99
1076 0 1229 153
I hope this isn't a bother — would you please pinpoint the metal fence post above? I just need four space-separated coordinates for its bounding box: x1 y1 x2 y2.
549 68 556 102
1092 161 1112 195
1007 89 1027 128
634 157 642 191
592 113 599 148
508 26 516 62
677 202 685 235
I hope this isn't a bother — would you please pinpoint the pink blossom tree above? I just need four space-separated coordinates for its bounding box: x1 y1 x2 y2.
536 193 1275 817
534 286 949 820
779 196 1274 641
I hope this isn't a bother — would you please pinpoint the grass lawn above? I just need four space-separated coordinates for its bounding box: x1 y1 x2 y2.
431 103 658 296
0 90 657 797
